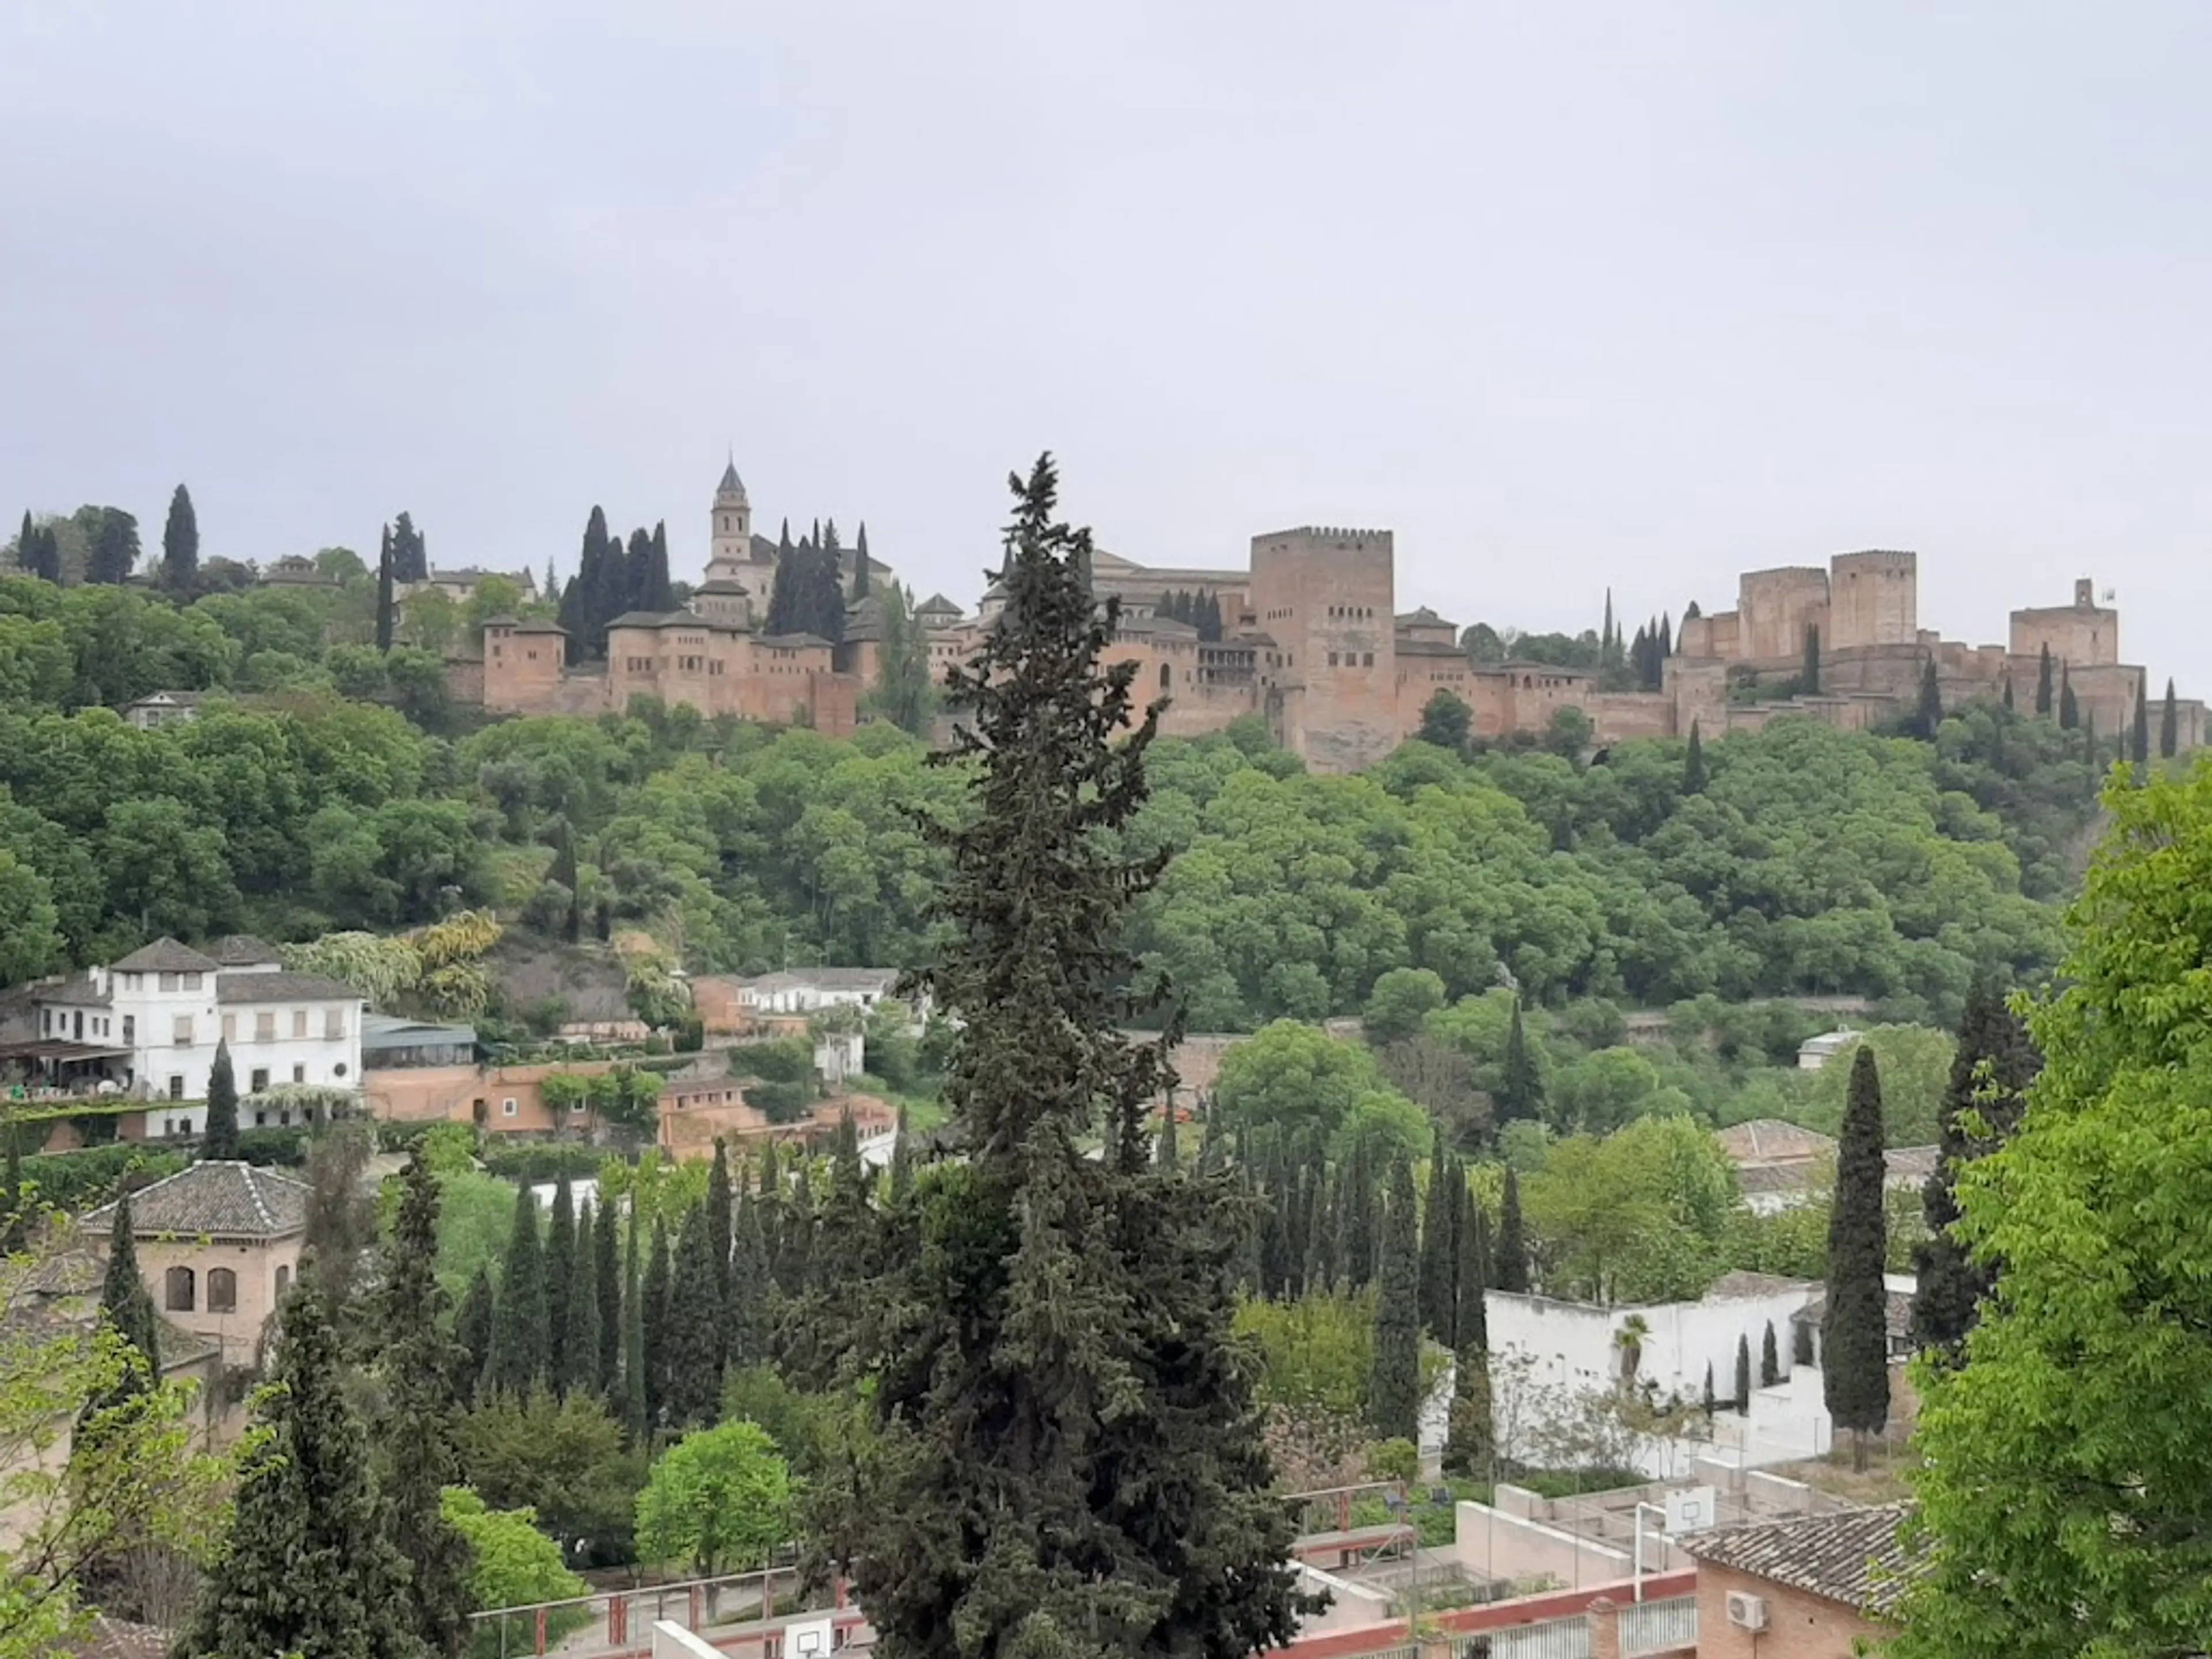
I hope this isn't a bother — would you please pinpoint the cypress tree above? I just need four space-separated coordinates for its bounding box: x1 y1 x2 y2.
755 1138 783 1282
84 508 139 585
1418 1150 1457 1340
563 1199 601 1404
544 1173 577 1392
2035 643 2054 715
728 1184 770 1370
2002 675 2014 710
390 512 429 584
1683 719 1706 794
203 1038 240 1160
778 1158 816 1296
181 1283 423 1659
1734 1332 1752 1411
1824 1045 1891 1471
646 521 673 612
96 1196 159 1402
1915 658 1944 739
706 1139 734 1355
620 1204 647 1443
486 1187 544 1395
2162 677 2180 759
1 1127 25 1256
1702 1363 1716 1416
765 549 797 635
661 1200 723 1430
1802 623 1821 694
853 522 872 597
1496 1166 1529 1294
1442 1188 1492 1476
162 483 199 591
1760 1320 1780 1388
1342 1136 1377 1290
1156 1100 1180 1168
549 817 582 944
2059 668 2078 730
593 1193 621 1395
1601 589 1616 665
640 1217 670 1434
2133 677 2151 767
454 1266 494 1400
1912 982 2039 1363
375 526 396 654
1499 999 1543 1124
1368 1160 1423 1442
543 557 558 607
372 1151 474 1657
889 1100 915 1203
815 455 1311 1657
17 516 60 584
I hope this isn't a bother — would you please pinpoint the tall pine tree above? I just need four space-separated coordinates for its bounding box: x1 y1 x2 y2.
2035 643 2054 715
389 512 429 584
1914 658 1944 740
661 1200 723 1430
641 1217 671 1435
2161 677 2180 759
1760 1320 1780 1388
853 522 872 597
203 1039 240 1160
563 1199 601 1403
815 455 1312 1658
1368 1161 1423 1441
1418 1149 1457 1340
96 1196 159 1404
1442 1188 1491 1475
485 1187 544 1395
706 1140 734 1364
2133 676 2151 767
1912 983 2038 1363
2059 668 2079 730
1682 719 1707 794
454 1266 494 1401
84 508 139 585
181 1282 424 1659
1495 1166 1529 1294
375 526 396 654
371 1152 474 1657
1801 624 1821 695
1824 1045 1891 1471
593 1194 622 1395
544 1173 577 1392
162 484 199 591
1499 999 1544 1124
620 1204 647 1444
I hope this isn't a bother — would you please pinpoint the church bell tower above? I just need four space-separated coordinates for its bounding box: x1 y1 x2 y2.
709 456 752 579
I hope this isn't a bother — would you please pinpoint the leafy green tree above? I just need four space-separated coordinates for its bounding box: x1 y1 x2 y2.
1911 982 2037 1363
815 456 1312 1659
1799 1025 1953 1147
180 1282 424 1659
372 1152 475 1657
1215 1021 1395 1145
1416 689 1471 752
486 1188 545 1396
1823 1046 1889 1470
82 509 138 585
438 1488 586 1650
95 1196 158 1404
389 513 429 584
1895 764 2212 1654
1368 1161 1422 1441
0 850 62 990
1495 1166 1528 1293
593 1196 620 1396
454 1389 643 1567
1365 968 1446 1047
634 1421 791 1580
161 486 199 592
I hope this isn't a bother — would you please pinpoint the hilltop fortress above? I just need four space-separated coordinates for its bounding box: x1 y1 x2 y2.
479 464 2202 768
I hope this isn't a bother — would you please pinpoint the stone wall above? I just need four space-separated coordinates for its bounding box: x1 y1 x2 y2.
1737 567 1831 662
1827 550 1918 649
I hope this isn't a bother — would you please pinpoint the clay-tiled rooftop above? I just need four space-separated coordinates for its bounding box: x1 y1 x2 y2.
82 1161 311 1240
109 938 219 975
1683 1501 1922 1617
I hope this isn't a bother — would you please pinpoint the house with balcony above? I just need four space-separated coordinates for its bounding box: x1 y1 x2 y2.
18 937 363 1135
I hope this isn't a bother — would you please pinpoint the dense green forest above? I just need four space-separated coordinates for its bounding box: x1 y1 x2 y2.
0 571 2109 1036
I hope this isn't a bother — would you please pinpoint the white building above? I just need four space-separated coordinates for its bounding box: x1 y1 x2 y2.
737 968 909 1018
31 936 365 1134
1796 1029 1861 1071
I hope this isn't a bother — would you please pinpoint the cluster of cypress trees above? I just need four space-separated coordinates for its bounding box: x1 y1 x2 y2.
556 507 675 660
1624 613 1672 691
1153 587 1224 641
763 518 851 643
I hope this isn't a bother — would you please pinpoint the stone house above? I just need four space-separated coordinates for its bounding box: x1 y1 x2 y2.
81 1161 310 1373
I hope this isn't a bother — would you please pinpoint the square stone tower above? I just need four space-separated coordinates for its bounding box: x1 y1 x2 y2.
1248 525 1396 773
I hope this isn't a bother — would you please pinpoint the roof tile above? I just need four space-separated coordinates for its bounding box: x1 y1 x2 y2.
1681 1501 1922 1618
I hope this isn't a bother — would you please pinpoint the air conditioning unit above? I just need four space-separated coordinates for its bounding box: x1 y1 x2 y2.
1725 1591 1770 1632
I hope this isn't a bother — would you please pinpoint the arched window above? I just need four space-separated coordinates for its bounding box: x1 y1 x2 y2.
1523 675 1534 690
1160 662 1172 690
207 1267 237 1313
275 1264 292 1300
165 1266 195 1312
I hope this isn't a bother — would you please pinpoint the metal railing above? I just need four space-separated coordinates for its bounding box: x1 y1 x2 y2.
467 1563 848 1659
1618 1595 1698 1657
1478 1615 1591 1659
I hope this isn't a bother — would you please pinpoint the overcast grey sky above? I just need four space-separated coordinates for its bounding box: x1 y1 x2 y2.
6 3 2210 687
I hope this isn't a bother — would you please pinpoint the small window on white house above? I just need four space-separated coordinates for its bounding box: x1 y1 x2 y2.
292 1010 308 1039
292 1065 305 1083
172 1015 193 1046
325 1010 344 1040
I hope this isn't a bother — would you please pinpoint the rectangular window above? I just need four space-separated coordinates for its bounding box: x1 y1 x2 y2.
172 1014 193 1046
168 1075 184 1100
122 1015 134 1045
183 972 202 990
324 1009 343 1040
292 1064 305 1083
1363 652 1375 668
292 1009 308 1039
255 1012 275 1043
160 972 179 992
1327 652 1339 668
502 1099 518 1117
222 1014 237 1043
255 1111 268 1127
251 1068 270 1092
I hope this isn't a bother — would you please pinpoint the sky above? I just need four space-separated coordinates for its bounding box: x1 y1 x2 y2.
6 2 2211 687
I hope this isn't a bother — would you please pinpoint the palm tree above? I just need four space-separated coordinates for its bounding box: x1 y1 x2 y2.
1613 1315 1651 1391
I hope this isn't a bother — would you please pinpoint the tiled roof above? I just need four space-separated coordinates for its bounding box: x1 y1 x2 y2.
1795 1287 1916 1340
36 978 112 1009
507 618 568 635
82 1161 312 1240
757 632 832 650
914 593 963 616
1706 1270 1813 1299
744 968 900 994
215 971 361 1005
206 934 282 967
111 938 219 975
1681 1501 1922 1618
1885 1145 1940 1184
1717 1118 1838 1165
717 459 747 497
1738 1163 1816 1196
